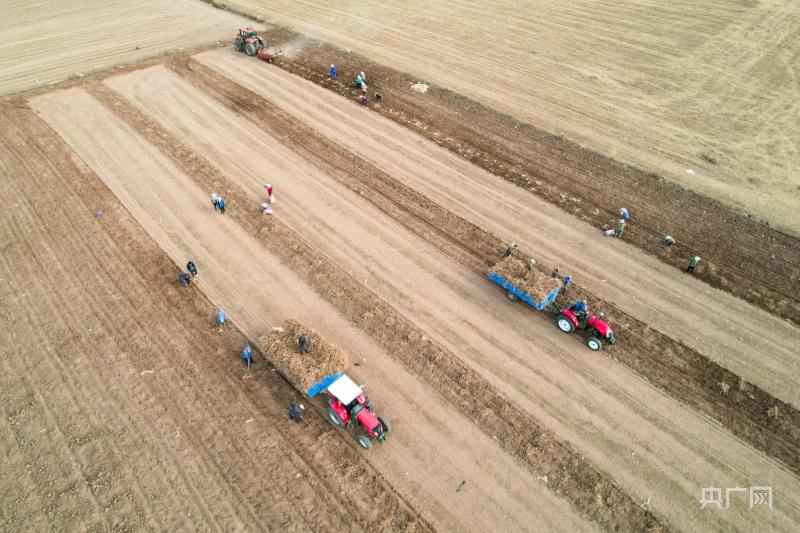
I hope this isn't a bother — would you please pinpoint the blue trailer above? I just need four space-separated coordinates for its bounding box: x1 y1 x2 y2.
488 272 560 311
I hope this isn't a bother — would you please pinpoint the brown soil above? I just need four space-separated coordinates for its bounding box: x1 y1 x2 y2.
489 255 562 301
259 319 347 392
254 27 800 326
155 54 800 479
0 104 429 532
85 62 675 533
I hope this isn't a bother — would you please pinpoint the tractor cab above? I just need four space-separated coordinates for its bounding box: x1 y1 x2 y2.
238 27 259 40
326 374 390 448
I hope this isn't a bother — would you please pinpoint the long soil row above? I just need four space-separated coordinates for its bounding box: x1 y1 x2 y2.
255 27 800 325
79 79 670 533
0 104 428 532
166 54 800 477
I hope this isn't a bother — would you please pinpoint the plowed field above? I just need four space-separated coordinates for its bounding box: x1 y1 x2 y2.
3 3 800 532
222 0 800 235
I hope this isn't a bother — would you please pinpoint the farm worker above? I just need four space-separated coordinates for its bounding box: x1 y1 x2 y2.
687 256 701 274
289 403 302 422
355 74 363 88
361 83 368 95
265 183 276 204
262 202 273 215
526 258 536 270
664 235 676 246
619 208 629 220
242 344 252 364
614 219 625 238
360 71 366 82
298 332 308 354
330 64 337 79
504 243 517 257
216 310 226 326
211 193 219 211
186 260 197 277
216 197 226 214
359 93 368 105
551 267 559 278
179 272 191 286
562 275 572 289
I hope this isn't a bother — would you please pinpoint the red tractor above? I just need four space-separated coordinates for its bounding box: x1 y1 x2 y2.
233 27 265 57
325 374 390 449
556 300 617 351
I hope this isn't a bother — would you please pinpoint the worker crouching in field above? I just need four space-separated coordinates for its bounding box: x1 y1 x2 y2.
614 219 626 238
687 256 701 274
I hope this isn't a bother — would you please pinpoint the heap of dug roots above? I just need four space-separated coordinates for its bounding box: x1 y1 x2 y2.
259 319 347 392
490 255 562 301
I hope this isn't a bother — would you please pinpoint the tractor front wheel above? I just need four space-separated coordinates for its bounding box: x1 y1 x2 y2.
357 435 372 449
233 40 243 52
244 42 256 56
556 316 575 333
586 337 603 351
378 416 391 432
327 408 343 426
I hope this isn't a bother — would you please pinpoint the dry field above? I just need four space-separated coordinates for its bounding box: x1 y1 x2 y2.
2 2 800 532
223 0 800 235
0 0 251 96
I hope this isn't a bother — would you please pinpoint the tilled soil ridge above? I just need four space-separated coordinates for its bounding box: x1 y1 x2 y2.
0 105 430 533
254 27 800 326
86 78 673 533
158 56 800 478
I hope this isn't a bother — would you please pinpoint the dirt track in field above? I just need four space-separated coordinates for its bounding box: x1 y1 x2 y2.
218 0 800 235
24 58 800 532
0 107 429 532
0 0 252 97
26 89 595 533
250 27 800 326
166 53 800 477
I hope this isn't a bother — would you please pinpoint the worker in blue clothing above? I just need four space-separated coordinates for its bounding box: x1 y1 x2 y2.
186 260 197 277
289 402 302 422
216 310 226 326
298 332 308 354
179 272 191 286
216 197 225 214
330 63 337 79
619 207 629 220
562 275 572 291
242 344 252 366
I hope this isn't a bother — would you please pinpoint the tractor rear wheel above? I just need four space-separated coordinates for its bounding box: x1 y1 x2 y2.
586 337 603 351
356 435 372 449
327 408 343 426
245 42 256 56
556 316 575 333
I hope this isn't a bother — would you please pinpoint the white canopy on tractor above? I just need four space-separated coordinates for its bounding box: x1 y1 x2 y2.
326 374 362 404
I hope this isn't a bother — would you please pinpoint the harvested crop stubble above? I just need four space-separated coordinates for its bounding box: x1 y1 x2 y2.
259 319 347 392
490 256 561 301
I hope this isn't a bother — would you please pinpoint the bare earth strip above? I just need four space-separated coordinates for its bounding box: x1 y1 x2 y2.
247 29 800 325
0 107 430 531
0 0 251 96
28 89 591 533
63 64 800 532
221 0 800 234
160 53 800 477
199 51 800 412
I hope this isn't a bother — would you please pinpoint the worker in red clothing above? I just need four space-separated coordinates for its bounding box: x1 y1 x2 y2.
265 183 276 204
